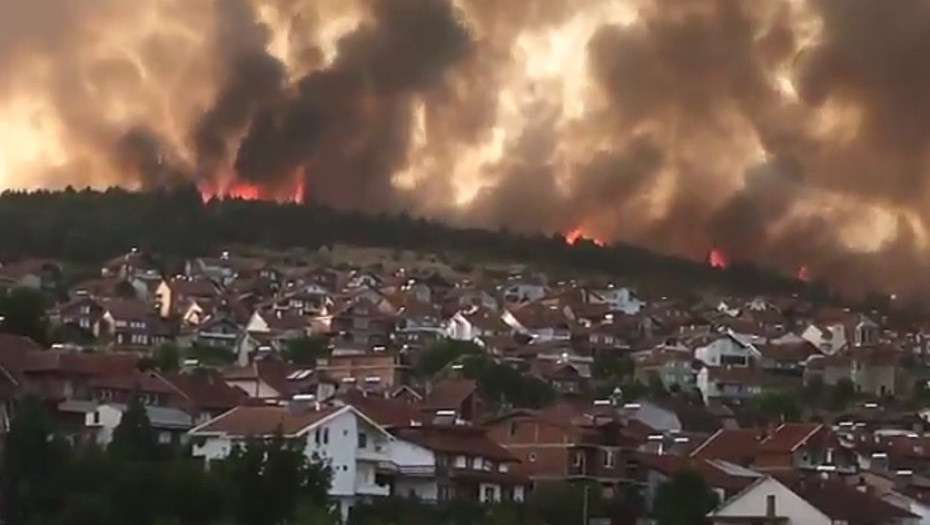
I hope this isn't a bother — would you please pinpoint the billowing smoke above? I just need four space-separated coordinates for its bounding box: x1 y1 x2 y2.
2 0 930 294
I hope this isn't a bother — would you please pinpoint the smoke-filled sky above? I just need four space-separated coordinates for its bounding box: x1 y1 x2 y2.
2 0 930 295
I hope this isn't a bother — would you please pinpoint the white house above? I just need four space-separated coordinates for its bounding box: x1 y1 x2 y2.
590 286 644 315
189 402 395 519
709 475 918 525
189 400 528 518
801 323 848 355
694 332 762 368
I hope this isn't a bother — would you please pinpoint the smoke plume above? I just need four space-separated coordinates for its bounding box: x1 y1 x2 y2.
2 0 930 294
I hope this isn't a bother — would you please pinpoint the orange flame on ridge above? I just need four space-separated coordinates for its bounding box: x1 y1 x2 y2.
709 248 728 269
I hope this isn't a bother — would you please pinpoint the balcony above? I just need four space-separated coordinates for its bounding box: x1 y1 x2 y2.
356 442 390 462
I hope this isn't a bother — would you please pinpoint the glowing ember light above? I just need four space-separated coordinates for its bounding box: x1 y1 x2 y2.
797 265 811 282
565 228 583 245
564 228 605 246
709 248 729 269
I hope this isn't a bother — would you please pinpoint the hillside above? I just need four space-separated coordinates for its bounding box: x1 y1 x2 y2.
0 186 816 297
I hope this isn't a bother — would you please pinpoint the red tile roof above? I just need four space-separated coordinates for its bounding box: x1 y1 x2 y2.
785 477 917 522
636 452 758 492
341 390 423 428
690 428 764 463
394 425 518 462
423 379 477 411
192 404 344 437
162 370 247 413
758 423 824 453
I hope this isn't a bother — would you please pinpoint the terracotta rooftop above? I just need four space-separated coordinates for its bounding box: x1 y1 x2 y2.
690 428 764 463
192 404 343 437
423 379 477 411
758 423 824 454
393 425 517 462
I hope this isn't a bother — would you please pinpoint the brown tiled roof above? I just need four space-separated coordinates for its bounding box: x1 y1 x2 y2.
102 298 156 322
342 390 423 428
690 428 764 463
163 370 247 413
223 359 293 398
635 453 758 492
393 425 517 462
192 404 343 436
170 277 220 298
423 379 477 411
786 477 918 522
508 302 573 330
91 370 176 395
758 423 823 453
0 258 59 279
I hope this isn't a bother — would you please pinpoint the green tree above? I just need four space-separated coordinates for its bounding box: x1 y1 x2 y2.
646 371 669 400
0 287 49 344
831 377 857 410
527 481 606 525
802 375 825 404
460 355 555 409
152 343 181 373
109 394 158 462
282 336 329 366
754 391 802 423
0 396 69 524
416 340 482 378
653 469 719 525
592 354 635 381
219 433 333 525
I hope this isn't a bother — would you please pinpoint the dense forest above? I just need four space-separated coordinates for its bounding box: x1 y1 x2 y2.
0 186 817 297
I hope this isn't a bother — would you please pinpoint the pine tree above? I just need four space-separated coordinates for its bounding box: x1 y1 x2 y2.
109 394 158 462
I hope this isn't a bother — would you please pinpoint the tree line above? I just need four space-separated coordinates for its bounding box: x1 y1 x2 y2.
0 186 815 298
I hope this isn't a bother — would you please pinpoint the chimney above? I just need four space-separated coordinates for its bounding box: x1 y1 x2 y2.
765 495 776 523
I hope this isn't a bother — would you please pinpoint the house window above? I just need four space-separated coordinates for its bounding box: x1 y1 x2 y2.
483 486 496 502
604 450 615 468
465 456 475 469
573 451 585 468
509 421 518 437
528 453 537 463
93 410 100 425
314 428 321 445
358 432 367 449
322 428 329 445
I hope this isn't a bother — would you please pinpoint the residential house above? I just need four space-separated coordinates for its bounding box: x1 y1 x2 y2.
222 359 292 400
102 298 172 347
499 277 547 304
85 402 199 447
484 403 637 495
181 315 243 352
502 302 574 342
806 345 906 398
694 333 762 368
589 286 644 315
53 296 106 339
190 402 394 519
316 346 408 393
634 345 695 390
331 297 395 347
101 249 162 282
155 277 221 318
753 423 847 472
708 475 918 525
447 306 512 341
0 258 63 292
696 365 765 404
637 453 761 512
422 379 481 424
391 424 528 503
690 428 765 466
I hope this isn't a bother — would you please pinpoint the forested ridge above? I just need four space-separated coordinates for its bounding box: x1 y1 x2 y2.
0 186 812 295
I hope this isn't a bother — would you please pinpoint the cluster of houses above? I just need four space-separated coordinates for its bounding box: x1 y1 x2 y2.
0 248 929 523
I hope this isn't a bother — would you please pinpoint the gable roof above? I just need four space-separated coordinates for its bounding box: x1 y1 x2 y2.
393 425 517 462
758 423 824 453
423 379 477 411
190 404 345 437
690 428 764 463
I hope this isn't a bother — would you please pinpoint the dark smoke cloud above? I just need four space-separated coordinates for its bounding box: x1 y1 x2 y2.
231 0 472 204
9 0 930 294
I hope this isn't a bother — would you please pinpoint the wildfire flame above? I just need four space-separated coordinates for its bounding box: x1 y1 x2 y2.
797 265 811 282
709 248 728 269
565 227 605 247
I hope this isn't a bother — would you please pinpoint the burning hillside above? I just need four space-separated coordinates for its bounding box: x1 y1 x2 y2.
2 0 930 293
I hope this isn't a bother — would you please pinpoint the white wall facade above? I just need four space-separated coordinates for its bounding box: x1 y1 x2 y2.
710 477 831 525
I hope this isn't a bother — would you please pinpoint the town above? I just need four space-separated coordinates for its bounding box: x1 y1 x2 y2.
0 245 925 525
